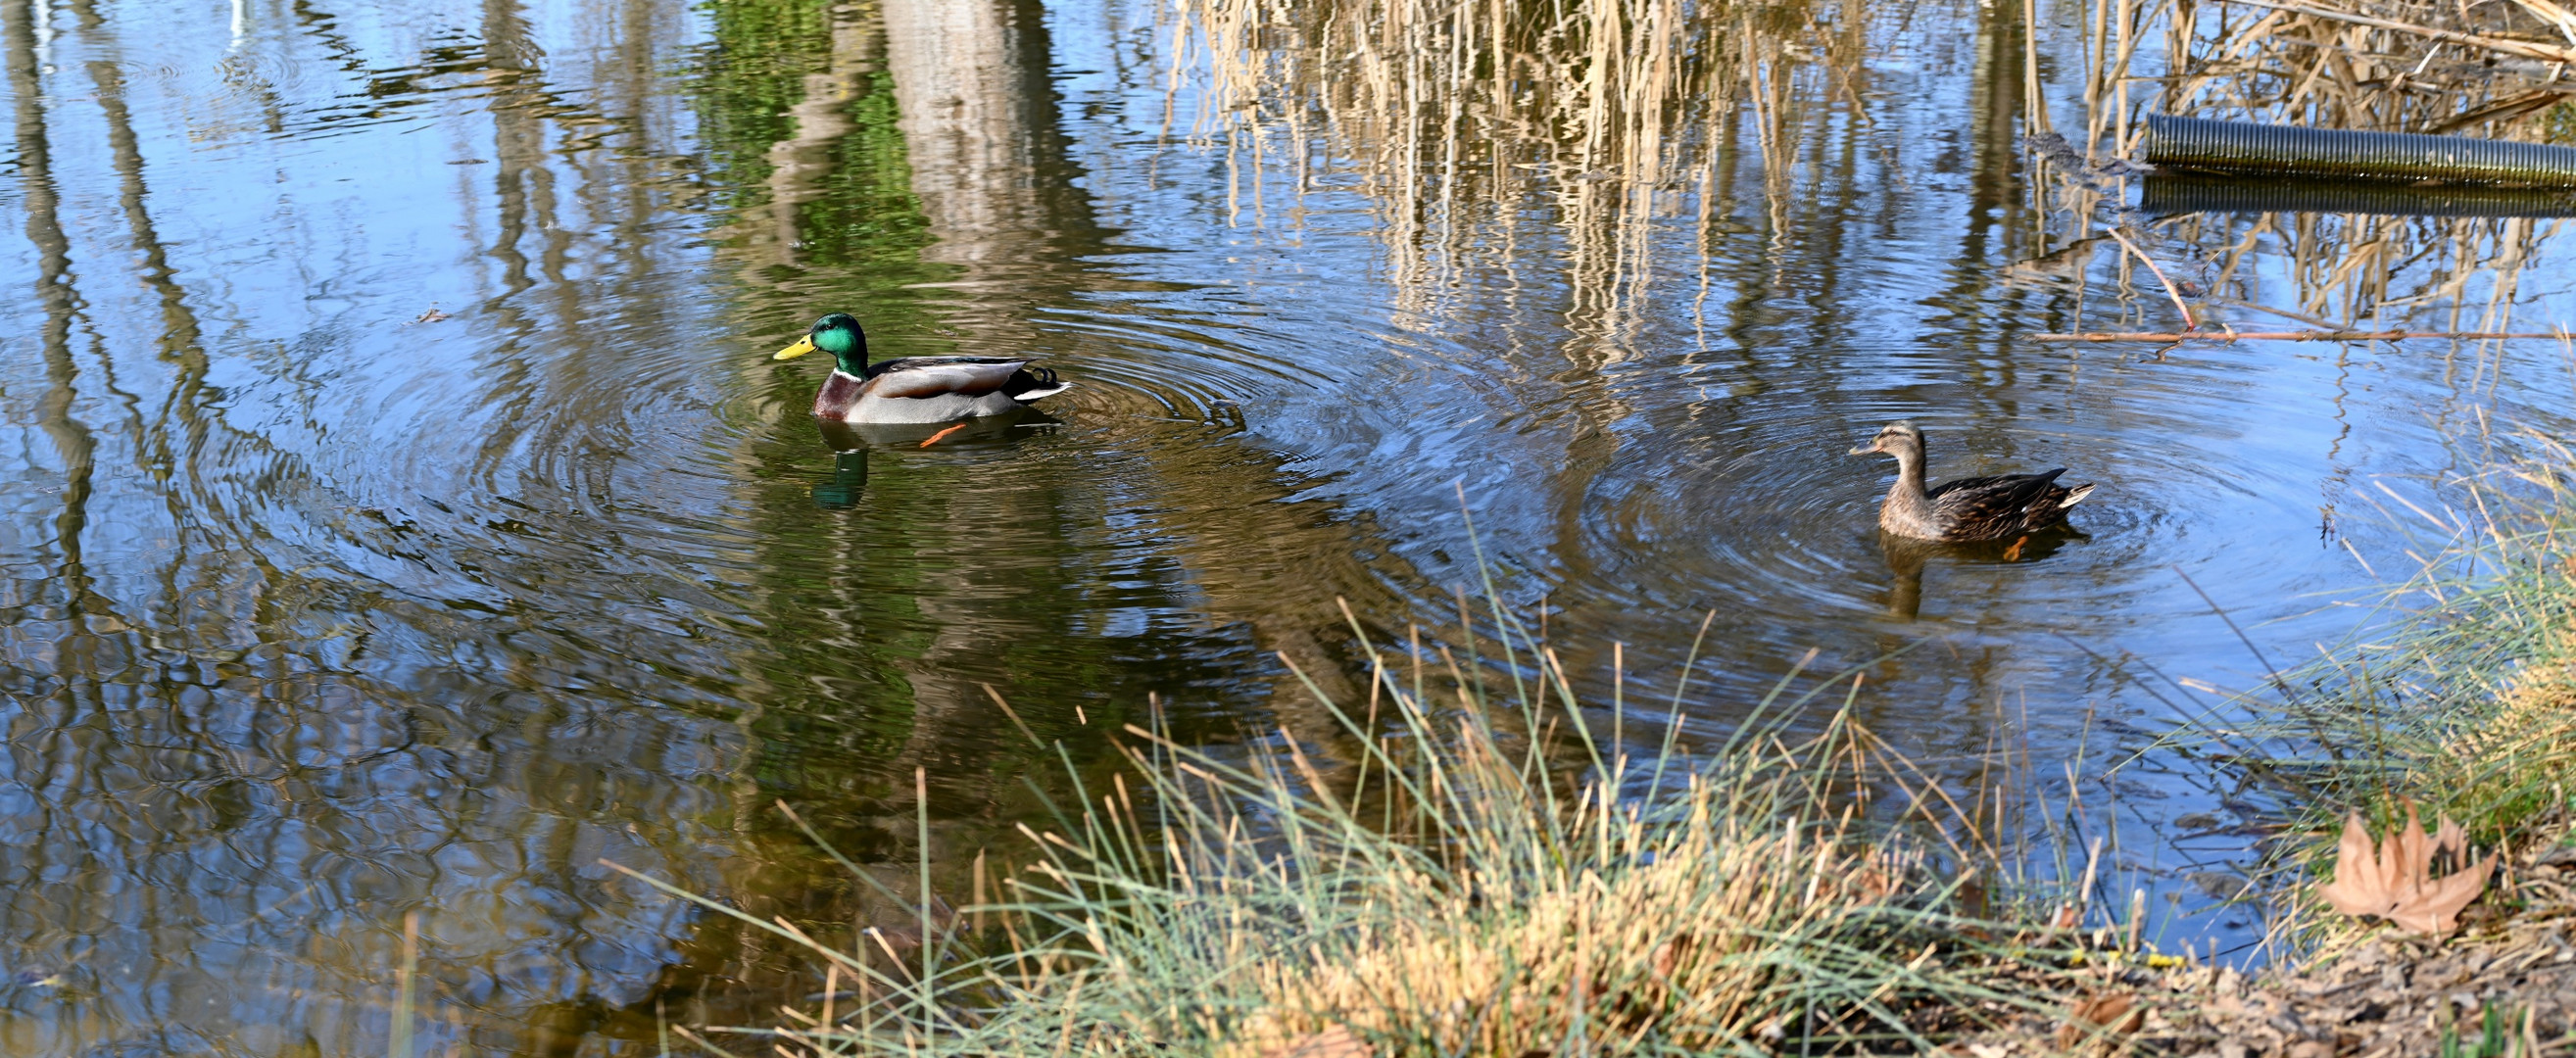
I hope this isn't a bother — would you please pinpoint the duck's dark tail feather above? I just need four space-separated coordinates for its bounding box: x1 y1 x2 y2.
1010 364 1073 402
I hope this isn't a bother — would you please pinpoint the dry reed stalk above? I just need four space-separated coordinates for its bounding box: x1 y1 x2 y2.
2143 0 2574 133
391 911 419 1058
2028 0 2573 333
1166 0 1884 328
2214 0 2576 64
2105 227 2199 328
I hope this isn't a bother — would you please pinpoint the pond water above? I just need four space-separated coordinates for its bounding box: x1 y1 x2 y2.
2 0 2571 1052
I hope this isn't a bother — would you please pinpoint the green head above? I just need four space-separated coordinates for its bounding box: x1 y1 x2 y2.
771 313 871 374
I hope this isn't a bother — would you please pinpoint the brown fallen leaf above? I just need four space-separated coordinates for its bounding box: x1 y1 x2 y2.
2056 991 2145 1048
2316 803 2497 936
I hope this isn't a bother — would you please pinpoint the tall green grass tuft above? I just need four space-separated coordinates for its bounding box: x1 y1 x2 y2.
618 605 2066 1055
2181 434 2576 920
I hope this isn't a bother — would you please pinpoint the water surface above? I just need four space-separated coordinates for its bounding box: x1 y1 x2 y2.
1 0 2570 1051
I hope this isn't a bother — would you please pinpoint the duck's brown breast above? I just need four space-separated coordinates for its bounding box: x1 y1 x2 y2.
813 371 869 418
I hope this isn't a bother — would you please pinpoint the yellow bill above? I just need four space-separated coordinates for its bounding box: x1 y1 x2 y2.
772 336 817 361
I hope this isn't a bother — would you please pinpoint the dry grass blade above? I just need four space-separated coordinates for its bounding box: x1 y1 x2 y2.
2419 88 2574 135
2104 228 2197 330
2317 803 2498 936
2507 0 2576 41
1257 1027 1372 1057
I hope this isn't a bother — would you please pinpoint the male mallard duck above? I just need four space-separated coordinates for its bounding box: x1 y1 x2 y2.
772 313 1071 424
1849 421 2094 541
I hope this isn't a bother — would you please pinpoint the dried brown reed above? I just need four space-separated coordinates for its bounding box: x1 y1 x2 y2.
2152 0 2572 136
1163 0 1881 335
2034 0 2575 331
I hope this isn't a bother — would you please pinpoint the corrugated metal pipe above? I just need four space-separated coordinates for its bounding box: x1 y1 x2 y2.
2140 174 2576 217
2140 115 2576 187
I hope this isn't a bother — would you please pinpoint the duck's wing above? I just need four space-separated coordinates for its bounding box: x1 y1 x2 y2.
1928 469 2070 525
862 357 1039 400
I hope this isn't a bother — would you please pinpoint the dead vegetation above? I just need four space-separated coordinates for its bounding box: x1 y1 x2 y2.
2028 0 2576 334
2318 807 2498 937
1163 0 2573 340
2148 0 2576 138
1949 906 2576 1055
1163 0 1883 331
2101 445 2576 1056
647 602 2104 1055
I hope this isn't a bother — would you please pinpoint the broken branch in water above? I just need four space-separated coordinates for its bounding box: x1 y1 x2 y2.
2214 0 2576 65
2105 227 2198 329
2036 329 2570 341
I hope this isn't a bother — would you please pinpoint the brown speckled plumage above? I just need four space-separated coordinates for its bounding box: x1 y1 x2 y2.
1851 421 2093 542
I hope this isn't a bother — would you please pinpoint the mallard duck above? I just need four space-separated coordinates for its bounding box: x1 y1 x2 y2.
772 313 1071 423
1849 421 2094 541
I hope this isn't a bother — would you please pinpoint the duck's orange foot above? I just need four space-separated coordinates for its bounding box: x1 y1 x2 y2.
920 423 969 448
2003 535 2028 561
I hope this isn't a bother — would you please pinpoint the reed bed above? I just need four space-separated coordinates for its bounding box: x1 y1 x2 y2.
1162 0 1884 334
2141 0 2573 138
2031 0 2576 330
1166 0 2572 336
2058 0 2576 175
629 603 2087 1055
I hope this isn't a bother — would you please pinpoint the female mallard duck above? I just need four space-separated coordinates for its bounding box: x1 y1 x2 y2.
772 313 1071 424
1850 421 2094 541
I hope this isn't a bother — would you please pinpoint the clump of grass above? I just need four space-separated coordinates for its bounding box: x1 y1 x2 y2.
623 606 2069 1054
2184 434 2576 925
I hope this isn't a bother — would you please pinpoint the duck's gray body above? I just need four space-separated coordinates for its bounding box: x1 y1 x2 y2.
1853 421 2094 542
814 358 1071 424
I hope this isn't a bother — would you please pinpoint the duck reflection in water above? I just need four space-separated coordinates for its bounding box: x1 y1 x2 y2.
809 411 1054 510
1877 527 2082 621
812 448 869 509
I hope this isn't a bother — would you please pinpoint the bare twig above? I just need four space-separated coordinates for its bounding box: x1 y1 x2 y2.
2419 87 2574 134
2214 0 2576 64
2106 227 2199 329
2036 329 2568 341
